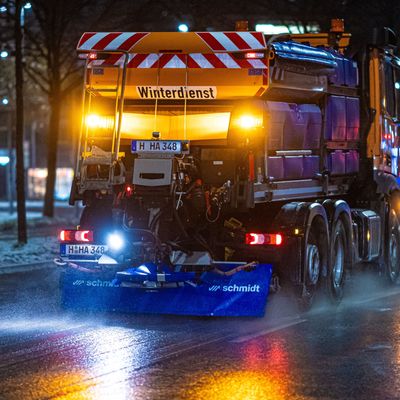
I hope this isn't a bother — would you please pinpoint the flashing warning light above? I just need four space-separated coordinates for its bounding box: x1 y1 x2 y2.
59 230 94 243
88 52 97 60
245 233 283 246
384 134 392 141
238 115 262 130
330 18 344 33
245 52 264 59
235 20 249 32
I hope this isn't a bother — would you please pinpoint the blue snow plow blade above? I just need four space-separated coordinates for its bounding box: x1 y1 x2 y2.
60 262 272 317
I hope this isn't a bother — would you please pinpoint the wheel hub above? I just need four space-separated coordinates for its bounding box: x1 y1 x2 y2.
333 233 344 288
307 244 320 285
389 231 399 280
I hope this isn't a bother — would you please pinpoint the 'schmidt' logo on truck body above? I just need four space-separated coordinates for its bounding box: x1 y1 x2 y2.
72 279 120 288
208 284 261 293
137 86 217 100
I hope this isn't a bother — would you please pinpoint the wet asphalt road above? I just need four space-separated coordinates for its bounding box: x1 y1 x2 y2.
1 268 400 399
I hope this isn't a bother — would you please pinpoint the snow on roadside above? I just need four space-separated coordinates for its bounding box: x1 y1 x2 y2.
0 236 59 266
0 205 80 266
0 212 80 231
0 212 42 231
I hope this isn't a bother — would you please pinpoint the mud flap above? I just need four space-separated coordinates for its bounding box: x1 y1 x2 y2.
60 263 272 317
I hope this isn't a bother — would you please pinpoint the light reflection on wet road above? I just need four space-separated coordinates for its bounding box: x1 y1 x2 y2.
1 268 400 399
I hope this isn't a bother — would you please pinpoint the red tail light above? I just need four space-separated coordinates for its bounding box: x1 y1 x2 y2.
245 52 264 59
245 233 283 246
59 230 94 243
75 230 93 242
125 184 134 197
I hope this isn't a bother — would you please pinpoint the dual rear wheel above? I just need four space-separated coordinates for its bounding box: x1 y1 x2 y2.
298 197 400 311
385 207 400 284
298 214 348 311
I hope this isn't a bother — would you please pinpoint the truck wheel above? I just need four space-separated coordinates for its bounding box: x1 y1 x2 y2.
327 218 347 303
385 208 400 284
298 217 328 311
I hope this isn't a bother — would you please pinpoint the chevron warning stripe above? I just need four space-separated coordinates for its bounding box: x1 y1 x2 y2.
196 31 266 52
90 53 268 69
77 32 149 52
77 31 266 53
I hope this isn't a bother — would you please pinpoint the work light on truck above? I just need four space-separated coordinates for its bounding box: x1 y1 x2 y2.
106 232 125 252
85 114 114 130
238 115 263 129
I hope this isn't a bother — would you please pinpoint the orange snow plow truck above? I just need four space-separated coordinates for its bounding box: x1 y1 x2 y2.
55 20 400 316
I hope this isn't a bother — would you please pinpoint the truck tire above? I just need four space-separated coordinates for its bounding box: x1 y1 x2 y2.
327 218 347 303
385 207 400 284
298 215 328 311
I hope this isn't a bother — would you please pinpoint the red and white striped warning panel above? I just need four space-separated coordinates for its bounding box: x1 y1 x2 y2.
77 32 149 52
196 32 266 52
90 53 268 69
77 31 266 53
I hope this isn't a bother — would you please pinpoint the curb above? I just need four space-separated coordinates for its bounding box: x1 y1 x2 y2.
0 261 54 275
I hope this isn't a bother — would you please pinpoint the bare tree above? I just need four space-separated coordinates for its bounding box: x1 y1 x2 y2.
23 0 97 217
25 0 159 218
0 1 28 243
14 0 27 243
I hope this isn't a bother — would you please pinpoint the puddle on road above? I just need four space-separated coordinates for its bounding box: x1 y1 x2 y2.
365 343 392 351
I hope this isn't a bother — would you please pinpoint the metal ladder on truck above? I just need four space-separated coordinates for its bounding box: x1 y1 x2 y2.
74 52 129 196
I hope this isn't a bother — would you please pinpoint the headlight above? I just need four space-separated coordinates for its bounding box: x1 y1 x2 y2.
106 232 125 252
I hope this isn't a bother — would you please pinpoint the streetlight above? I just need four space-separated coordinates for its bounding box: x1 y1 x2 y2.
178 23 189 32
0 50 8 58
2 97 9 105
23 2 31 9
0 156 10 166
0 6 6 13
